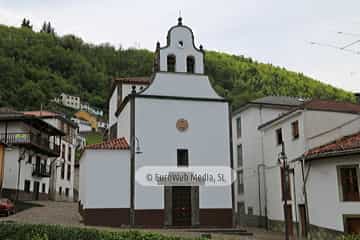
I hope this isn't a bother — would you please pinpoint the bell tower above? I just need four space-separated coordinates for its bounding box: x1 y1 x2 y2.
154 18 205 74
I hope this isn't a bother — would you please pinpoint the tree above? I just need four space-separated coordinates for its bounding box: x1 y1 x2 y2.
40 21 55 35
21 18 32 30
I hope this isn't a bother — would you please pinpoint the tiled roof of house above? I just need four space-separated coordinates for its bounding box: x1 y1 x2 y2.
85 137 129 150
250 96 308 106
113 77 151 85
23 111 60 117
303 99 360 114
306 132 360 160
258 99 360 130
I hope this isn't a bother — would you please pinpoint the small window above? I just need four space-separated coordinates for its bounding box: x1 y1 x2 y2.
238 202 245 215
291 121 299 139
344 216 360 234
42 183 46 193
61 163 65 179
59 187 62 195
276 128 283 145
65 188 69 197
167 55 176 72
177 149 189 166
236 117 241 138
62 144 66 160
248 207 253 216
68 146 72 162
67 164 71 181
338 166 360 201
237 170 244 194
186 56 195 73
27 155 32 164
237 144 243 168
24 180 31 193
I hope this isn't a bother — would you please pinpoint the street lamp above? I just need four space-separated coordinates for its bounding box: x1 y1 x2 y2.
278 142 290 240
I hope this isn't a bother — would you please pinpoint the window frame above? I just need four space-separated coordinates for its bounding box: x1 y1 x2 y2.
237 170 244 194
236 117 241 138
186 56 195 73
337 165 360 202
291 120 299 140
167 54 176 72
237 144 243 168
276 128 283 145
177 149 189 167
24 180 31 193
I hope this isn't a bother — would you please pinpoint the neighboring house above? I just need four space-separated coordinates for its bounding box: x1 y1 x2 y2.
0 110 64 200
258 99 360 238
54 93 81 110
80 102 103 117
24 111 78 201
71 117 92 132
304 133 360 237
231 96 305 227
80 18 233 228
74 111 97 131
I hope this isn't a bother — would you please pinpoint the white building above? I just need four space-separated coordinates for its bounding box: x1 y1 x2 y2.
24 111 78 201
54 93 81 110
80 18 233 227
231 96 305 227
71 117 92 132
0 110 64 201
258 99 360 237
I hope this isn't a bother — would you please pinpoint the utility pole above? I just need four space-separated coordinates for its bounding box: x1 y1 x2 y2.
279 142 290 240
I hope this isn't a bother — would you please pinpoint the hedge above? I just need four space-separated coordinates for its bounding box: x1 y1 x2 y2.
339 235 360 240
0 222 204 240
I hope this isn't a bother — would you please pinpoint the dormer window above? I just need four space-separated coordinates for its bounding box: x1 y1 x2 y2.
186 56 195 73
167 55 176 72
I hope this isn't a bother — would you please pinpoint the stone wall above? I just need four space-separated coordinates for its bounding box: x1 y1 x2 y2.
309 224 344 240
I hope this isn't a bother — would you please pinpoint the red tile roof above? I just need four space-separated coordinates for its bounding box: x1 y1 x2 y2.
23 111 60 117
85 137 129 150
304 99 360 114
306 132 360 159
113 77 151 85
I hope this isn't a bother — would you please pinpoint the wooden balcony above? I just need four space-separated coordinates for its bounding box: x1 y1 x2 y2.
32 164 51 178
0 132 60 157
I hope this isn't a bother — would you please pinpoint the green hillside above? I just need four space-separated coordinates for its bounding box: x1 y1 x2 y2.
0 24 355 112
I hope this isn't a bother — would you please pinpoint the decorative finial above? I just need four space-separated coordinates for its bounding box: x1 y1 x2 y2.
178 11 182 25
131 85 136 94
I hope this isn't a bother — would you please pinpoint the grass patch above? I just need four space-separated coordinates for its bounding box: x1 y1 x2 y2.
0 222 204 240
84 132 103 145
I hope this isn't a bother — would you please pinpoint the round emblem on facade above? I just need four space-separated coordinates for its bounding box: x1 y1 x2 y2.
176 119 189 132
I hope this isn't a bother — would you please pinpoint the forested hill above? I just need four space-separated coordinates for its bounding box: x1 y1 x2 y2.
0 24 355 113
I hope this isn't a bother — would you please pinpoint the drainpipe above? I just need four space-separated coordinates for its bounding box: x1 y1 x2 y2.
291 168 299 238
129 86 136 226
301 156 311 238
257 163 267 228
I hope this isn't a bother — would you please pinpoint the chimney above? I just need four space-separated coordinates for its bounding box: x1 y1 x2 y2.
355 93 360 104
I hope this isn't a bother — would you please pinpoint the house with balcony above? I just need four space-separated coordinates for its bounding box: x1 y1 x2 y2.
24 111 78 201
0 110 64 200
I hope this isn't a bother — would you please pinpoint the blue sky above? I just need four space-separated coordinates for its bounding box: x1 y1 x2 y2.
0 0 359 92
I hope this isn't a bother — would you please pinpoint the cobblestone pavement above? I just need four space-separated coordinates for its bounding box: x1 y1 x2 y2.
0 201 285 240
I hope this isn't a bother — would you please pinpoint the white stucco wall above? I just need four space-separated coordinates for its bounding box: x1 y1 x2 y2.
159 25 204 74
307 156 360 231
117 103 130 141
142 72 220 99
232 105 290 217
109 86 118 127
80 149 130 209
134 97 231 210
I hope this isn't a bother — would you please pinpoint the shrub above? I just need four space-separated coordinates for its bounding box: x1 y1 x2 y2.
338 235 360 240
0 222 203 240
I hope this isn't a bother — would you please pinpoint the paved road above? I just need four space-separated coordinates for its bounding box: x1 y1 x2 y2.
0 201 284 240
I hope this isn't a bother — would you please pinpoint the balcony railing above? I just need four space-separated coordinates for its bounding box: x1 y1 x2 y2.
0 132 60 157
32 164 51 178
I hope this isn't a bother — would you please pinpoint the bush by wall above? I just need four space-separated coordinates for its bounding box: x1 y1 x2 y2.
338 235 360 240
0 222 203 240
